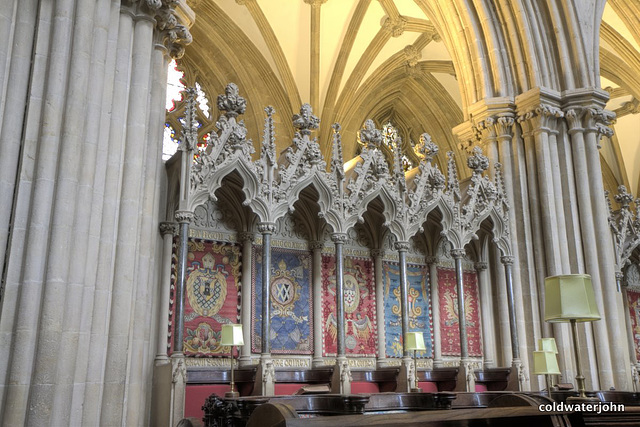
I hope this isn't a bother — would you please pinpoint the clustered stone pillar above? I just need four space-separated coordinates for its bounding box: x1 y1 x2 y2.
0 1 193 424
566 104 631 390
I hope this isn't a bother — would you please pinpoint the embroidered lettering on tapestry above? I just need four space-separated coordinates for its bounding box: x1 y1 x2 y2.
438 267 482 356
252 247 313 354
321 255 377 357
383 262 433 358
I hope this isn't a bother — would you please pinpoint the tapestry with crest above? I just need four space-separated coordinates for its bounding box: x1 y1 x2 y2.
321 255 377 356
626 289 640 361
438 267 482 356
383 262 433 358
252 247 313 354
176 239 242 356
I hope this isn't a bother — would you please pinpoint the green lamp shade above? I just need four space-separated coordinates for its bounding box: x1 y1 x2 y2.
544 274 601 322
538 338 558 354
221 324 244 346
405 332 426 351
532 350 561 375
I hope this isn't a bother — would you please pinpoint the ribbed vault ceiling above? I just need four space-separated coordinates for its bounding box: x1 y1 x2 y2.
179 0 640 195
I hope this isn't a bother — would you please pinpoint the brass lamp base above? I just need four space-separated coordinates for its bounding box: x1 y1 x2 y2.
225 391 239 398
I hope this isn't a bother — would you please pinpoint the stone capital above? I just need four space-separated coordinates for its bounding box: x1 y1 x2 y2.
394 241 410 252
159 222 178 236
331 233 348 244
309 241 325 251
474 261 488 271
426 256 438 265
237 232 255 242
175 210 194 223
155 0 194 59
450 248 466 259
500 255 515 266
257 222 277 234
370 249 385 258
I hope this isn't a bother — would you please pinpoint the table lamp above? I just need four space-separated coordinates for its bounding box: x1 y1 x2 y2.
221 324 244 398
538 338 558 354
533 350 561 396
544 274 600 402
405 332 426 393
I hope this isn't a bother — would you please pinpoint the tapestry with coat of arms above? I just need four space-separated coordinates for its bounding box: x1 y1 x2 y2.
321 255 377 356
252 247 313 354
383 262 433 358
626 289 640 361
438 267 482 356
177 239 242 356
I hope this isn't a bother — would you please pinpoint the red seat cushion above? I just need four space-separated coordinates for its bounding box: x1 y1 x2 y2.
475 383 489 392
274 383 309 395
417 381 439 392
351 382 381 394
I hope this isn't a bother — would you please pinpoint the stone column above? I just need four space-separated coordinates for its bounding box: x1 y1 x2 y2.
395 242 412 361
238 232 255 366
583 109 632 390
258 222 276 396
157 222 178 363
502 256 525 390
310 241 325 367
451 248 474 392
565 107 614 389
475 262 495 369
427 257 443 367
331 232 350 394
372 249 386 367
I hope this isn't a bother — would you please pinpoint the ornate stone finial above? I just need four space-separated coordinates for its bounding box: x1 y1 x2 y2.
217 83 247 118
262 106 276 164
357 119 383 148
181 87 199 151
392 136 406 193
615 185 634 210
292 104 320 135
403 45 421 67
467 146 489 174
415 133 438 162
382 16 407 37
331 123 345 180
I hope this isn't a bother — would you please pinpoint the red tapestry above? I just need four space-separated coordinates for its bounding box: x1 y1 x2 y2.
438 267 482 356
322 255 377 356
627 289 640 361
174 239 242 356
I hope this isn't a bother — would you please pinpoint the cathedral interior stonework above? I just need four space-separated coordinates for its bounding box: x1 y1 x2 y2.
1 0 639 425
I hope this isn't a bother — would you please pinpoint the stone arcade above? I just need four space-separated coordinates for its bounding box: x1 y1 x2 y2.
0 0 639 426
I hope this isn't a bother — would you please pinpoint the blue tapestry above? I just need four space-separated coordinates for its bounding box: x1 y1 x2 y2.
383 262 433 358
252 247 313 354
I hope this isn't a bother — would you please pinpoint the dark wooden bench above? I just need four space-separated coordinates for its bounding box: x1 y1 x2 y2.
475 367 512 391
351 368 399 393
417 367 459 391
